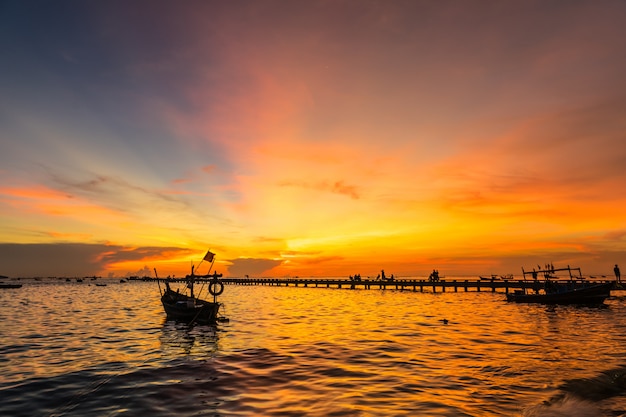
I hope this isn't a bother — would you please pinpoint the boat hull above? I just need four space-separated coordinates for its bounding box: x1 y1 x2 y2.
506 282 612 305
0 283 22 289
161 287 220 324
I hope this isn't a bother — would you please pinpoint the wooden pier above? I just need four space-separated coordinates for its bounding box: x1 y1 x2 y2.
141 270 622 293
215 277 620 293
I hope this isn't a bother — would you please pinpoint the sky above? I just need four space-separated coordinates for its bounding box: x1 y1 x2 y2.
1 0 626 278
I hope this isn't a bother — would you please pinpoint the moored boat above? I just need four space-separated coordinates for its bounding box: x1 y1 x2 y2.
506 264 612 305
480 274 514 281
506 282 612 304
158 250 225 325
0 282 22 289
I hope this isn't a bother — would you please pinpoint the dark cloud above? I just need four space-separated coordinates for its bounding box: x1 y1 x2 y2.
226 258 282 277
48 171 183 210
299 255 345 265
0 243 111 277
279 180 360 199
0 243 189 278
605 230 626 241
98 246 191 264
202 165 216 174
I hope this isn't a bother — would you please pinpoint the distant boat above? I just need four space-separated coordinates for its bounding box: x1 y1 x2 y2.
0 275 21 288
157 250 225 325
506 265 612 305
506 282 612 305
0 282 22 289
480 274 514 281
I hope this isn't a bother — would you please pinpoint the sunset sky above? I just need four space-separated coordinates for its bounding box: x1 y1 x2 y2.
1 1 626 278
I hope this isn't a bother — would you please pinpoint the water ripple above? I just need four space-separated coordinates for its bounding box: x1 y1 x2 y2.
2 282 626 415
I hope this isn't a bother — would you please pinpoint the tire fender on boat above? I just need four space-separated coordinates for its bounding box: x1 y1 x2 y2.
209 280 224 296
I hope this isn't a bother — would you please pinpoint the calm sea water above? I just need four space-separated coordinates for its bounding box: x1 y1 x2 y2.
2 278 626 416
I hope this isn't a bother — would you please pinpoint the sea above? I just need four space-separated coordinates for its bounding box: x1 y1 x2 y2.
2 277 626 417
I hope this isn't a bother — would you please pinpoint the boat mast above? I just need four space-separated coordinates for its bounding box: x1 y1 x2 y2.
189 264 195 299
206 257 216 275
190 249 217 300
154 268 162 297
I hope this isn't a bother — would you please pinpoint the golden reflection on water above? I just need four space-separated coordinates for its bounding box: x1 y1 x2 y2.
1 282 164 381
216 284 626 415
2 279 626 416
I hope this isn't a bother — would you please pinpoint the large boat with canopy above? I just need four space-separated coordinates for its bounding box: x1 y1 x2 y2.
506 264 612 305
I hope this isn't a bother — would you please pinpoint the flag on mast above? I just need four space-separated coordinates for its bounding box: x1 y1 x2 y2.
203 250 215 263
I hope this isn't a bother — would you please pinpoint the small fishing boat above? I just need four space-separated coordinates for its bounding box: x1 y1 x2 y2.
480 274 514 281
506 265 612 305
0 282 22 289
506 282 612 304
0 275 21 288
158 250 225 325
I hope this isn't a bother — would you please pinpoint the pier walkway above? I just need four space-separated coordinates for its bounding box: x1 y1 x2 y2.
142 275 622 294
217 277 621 293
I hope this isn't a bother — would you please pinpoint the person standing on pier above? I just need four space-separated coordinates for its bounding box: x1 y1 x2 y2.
614 264 621 283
